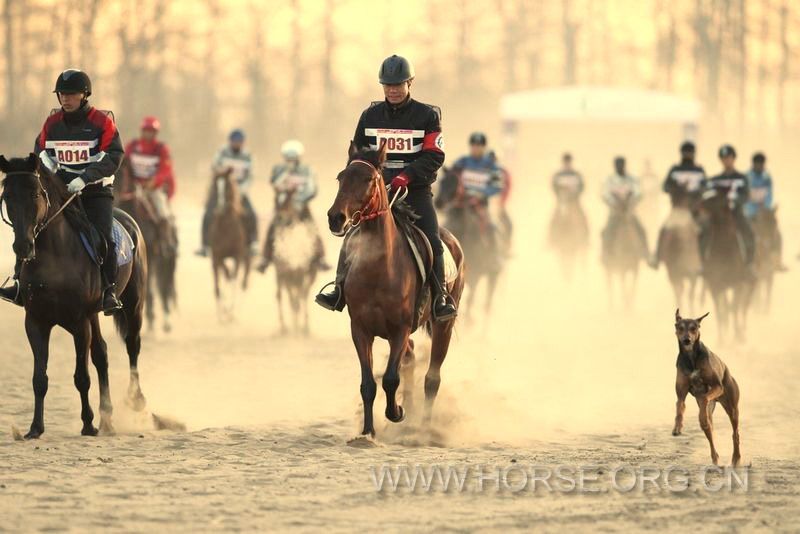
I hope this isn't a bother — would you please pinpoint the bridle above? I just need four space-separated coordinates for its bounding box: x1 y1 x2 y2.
0 170 79 260
346 159 407 228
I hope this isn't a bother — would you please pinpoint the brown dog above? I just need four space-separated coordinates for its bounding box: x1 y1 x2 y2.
672 309 741 466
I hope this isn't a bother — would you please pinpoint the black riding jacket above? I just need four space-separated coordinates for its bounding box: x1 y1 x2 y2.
352 97 445 189
663 161 706 207
705 170 750 210
34 103 124 199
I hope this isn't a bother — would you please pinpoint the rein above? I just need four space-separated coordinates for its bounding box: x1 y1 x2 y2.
1 170 79 248
348 159 407 228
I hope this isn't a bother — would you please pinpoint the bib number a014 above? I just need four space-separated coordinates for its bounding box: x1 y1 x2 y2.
51 141 93 165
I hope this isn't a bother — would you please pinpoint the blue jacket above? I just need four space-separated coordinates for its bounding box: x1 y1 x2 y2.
451 155 503 199
745 169 774 218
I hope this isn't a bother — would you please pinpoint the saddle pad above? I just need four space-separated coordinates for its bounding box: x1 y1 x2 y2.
80 219 135 267
401 223 458 285
443 244 457 284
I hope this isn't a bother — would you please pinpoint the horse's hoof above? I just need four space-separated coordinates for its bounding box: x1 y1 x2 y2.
81 425 99 437
163 322 172 334
386 405 405 423
672 429 682 436
24 428 43 440
99 418 115 436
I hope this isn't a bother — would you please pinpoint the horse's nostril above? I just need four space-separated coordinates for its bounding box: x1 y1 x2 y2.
328 212 345 230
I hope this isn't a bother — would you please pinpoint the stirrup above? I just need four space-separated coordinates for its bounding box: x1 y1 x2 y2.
0 277 22 306
315 281 345 311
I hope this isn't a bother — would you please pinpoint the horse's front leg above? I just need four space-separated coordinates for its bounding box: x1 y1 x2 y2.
89 314 114 434
71 318 97 436
351 324 376 436
384 328 411 423
24 316 52 439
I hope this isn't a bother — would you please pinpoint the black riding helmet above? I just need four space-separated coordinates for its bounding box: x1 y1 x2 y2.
680 140 696 153
718 144 736 158
379 55 415 85
53 69 92 96
469 132 487 146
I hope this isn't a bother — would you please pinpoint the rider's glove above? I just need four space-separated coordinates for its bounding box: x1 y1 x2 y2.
67 177 87 194
391 174 409 191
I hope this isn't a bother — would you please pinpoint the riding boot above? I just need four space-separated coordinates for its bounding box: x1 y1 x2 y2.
315 240 347 311
0 258 24 306
431 253 457 322
101 244 123 316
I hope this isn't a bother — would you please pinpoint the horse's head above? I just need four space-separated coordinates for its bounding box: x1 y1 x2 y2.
214 168 240 212
0 153 51 261
327 141 388 236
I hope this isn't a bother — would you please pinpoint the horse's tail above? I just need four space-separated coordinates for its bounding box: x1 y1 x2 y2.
112 208 147 339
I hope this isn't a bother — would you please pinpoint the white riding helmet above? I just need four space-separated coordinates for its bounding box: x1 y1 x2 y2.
281 139 304 160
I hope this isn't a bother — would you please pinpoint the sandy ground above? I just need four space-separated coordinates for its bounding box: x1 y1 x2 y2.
2 184 800 532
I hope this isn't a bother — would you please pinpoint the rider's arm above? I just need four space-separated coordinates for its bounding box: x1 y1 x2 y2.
400 107 444 186
764 173 774 209
80 111 124 184
211 149 226 174
302 169 318 203
601 176 615 206
662 167 676 194
630 176 643 202
154 143 175 199
352 110 369 151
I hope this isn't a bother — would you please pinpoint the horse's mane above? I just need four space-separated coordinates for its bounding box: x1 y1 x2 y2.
2 156 94 237
348 146 419 225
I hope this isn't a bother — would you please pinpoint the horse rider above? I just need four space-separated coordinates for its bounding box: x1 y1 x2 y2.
0 69 124 313
601 156 649 261
257 139 328 273
122 116 176 239
649 140 706 269
450 132 504 247
315 54 457 321
551 152 585 202
488 149 514 249
196 129 259 257
700 144 755 273
745 152 787 270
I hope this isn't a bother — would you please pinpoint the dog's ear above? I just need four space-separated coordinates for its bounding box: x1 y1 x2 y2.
696 312 710 324
675 308 682 323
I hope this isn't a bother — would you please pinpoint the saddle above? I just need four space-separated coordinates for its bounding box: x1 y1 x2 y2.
78 218 135 267
392 212 457 332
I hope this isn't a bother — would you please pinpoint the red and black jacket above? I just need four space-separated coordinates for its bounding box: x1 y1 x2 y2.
34 104 124 198
352 97 445 189
124 139 175 199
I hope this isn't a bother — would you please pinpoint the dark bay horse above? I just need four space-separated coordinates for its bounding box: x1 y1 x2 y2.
116 182 177 333
0 154 147 438
435 166 500 324
658 206 702 308
547 189 590 281
271 191 323 335
209 168 250 322
328 144 465 438
751 206 781 313
698 191 754 340
602 195 646 307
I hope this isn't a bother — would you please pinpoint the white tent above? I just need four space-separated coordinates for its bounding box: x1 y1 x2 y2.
500 86 701 124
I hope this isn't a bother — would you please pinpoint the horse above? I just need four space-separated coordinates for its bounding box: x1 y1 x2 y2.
434 166 501 325
751 206 781 313
327 143 465 439
0 154 147 439
657 206 702 308
602 194 646 307
697 191 754 341
208 168 250 322
116 181 177 334
547 188 590 282
271 191 323 335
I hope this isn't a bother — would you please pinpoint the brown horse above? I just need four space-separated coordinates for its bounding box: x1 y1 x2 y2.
434 166 501 325
658 206 702 308
209 168 250 321
602 195 647 308
0 154 147 439
272 191 323 336
698 191 754 341
327 143 465 438
547 190 590 282
751 206 781 313
116 181 177 334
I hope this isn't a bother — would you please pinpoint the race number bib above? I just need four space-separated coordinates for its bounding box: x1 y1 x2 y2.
50 140 94 165
366 128 423 154
276 172 306 192
672 170 704 192
220 157 250 183
461 168 492 192
129 153 159 179
556 174 581 192
612 183 631 197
